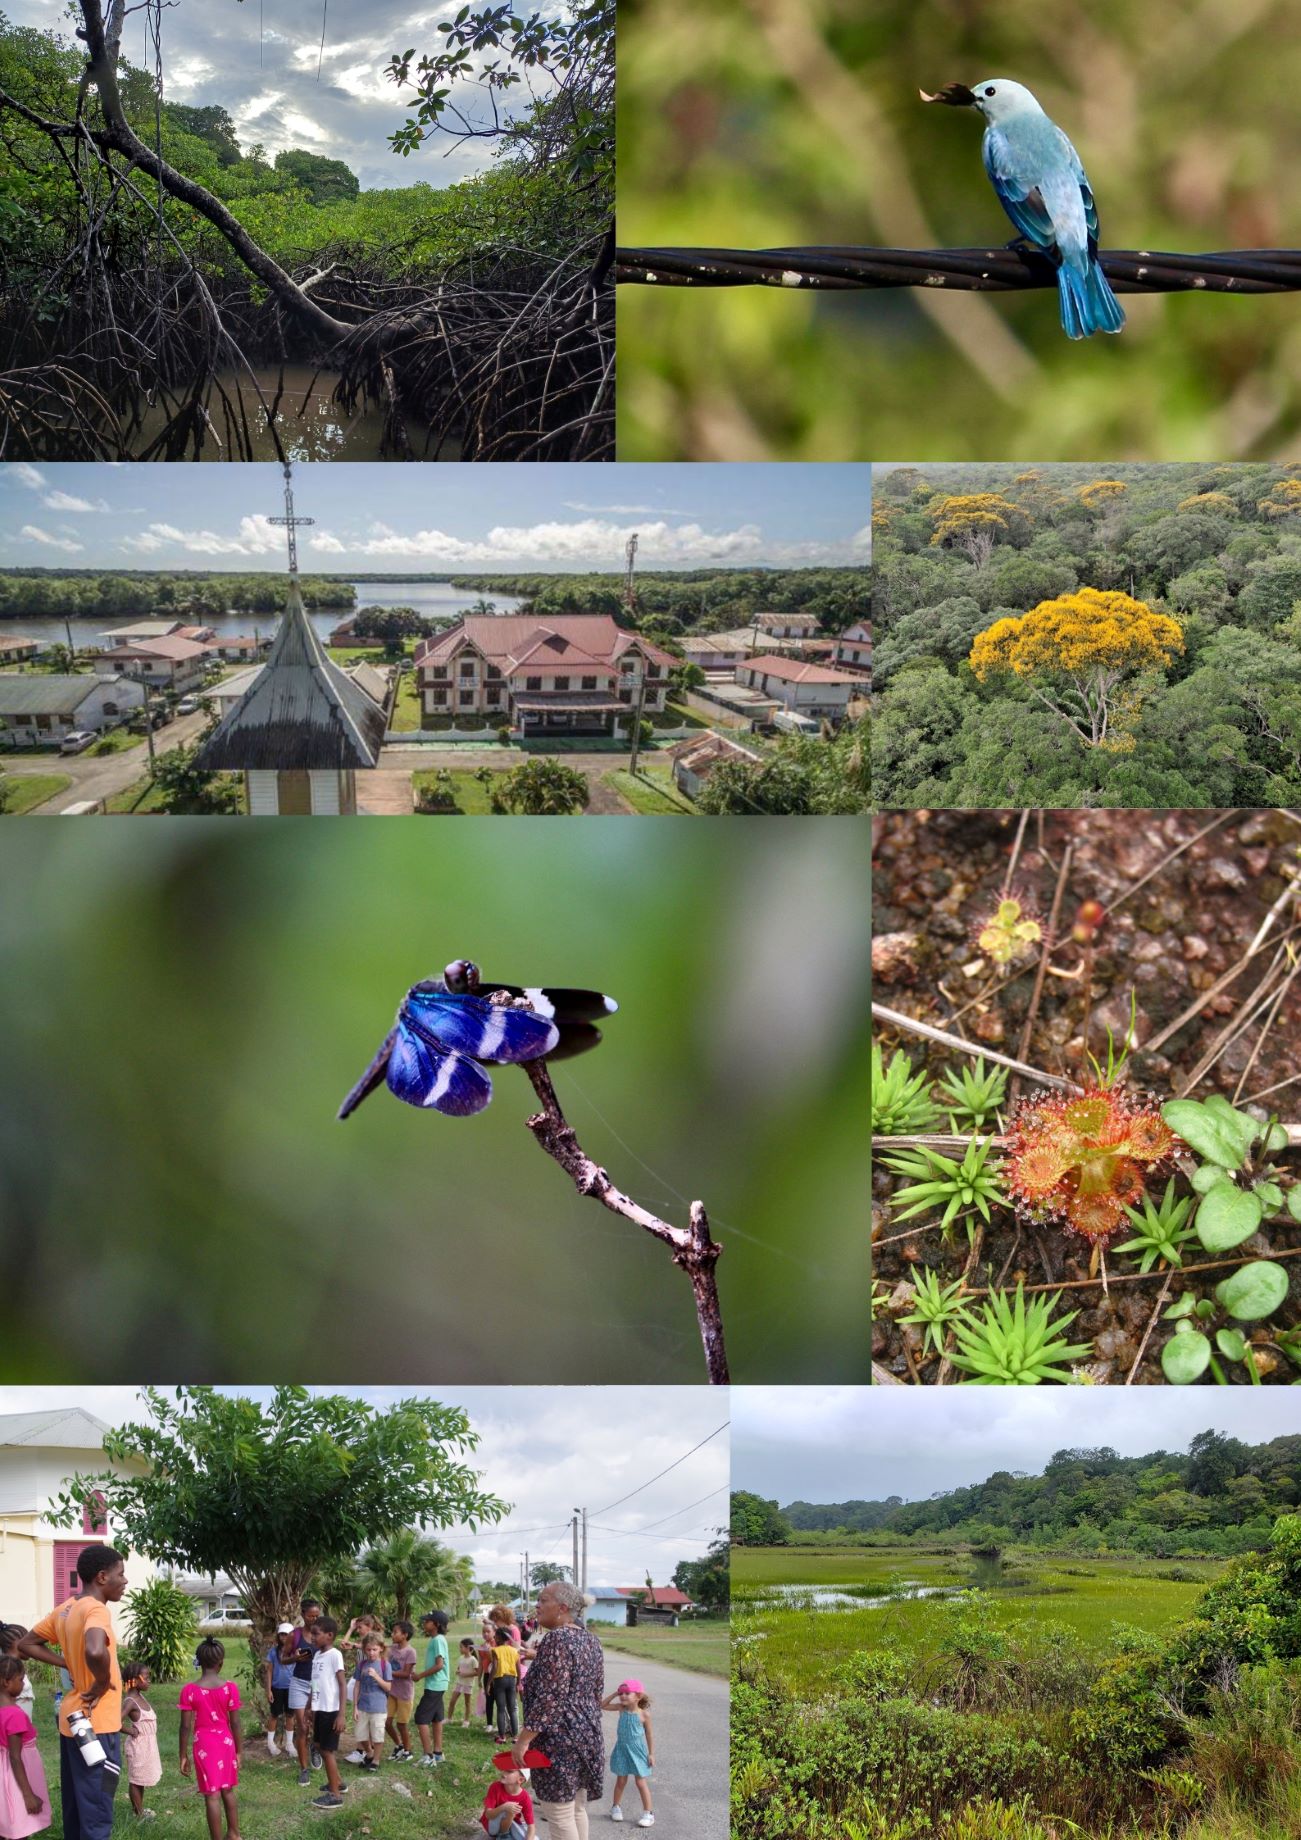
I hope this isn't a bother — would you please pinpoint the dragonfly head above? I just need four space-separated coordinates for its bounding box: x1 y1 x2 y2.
443 958 481 993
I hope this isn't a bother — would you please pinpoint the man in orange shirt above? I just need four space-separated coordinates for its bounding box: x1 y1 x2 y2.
18 1544 127 1840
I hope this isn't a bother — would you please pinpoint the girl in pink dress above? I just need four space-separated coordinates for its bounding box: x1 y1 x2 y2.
0 1657 49 1839
122 1660 163 1818
179 1640 243 1840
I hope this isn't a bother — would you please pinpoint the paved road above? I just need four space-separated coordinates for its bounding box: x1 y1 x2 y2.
5 711 210 811
592 1649 728 1839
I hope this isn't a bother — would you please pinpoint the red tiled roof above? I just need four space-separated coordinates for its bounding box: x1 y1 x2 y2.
416 615 677 675
97 636 208 662
738 655 860 686
614 1586 693 1606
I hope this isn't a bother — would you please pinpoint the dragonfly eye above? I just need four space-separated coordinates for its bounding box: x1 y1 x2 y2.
443 958 481 992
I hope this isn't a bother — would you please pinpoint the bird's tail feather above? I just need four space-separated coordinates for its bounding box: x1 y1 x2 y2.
1057 259 1125 339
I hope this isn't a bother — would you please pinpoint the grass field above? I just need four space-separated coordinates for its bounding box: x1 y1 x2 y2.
603 768 696 814
412 769 495 814
597 1618 728 1678
87 729 146 757
733 1546 1221 1695
2 772 72 812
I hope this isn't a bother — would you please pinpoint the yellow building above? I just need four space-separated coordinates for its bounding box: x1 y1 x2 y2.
0 1407 153 1634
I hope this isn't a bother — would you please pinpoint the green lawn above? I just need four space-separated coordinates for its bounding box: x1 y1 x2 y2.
390 674 423 734
106 773 246 815
87 729 146 757
412 769 496 815
1 772 73 813
28 1694 492 1840
597 1618 728 1679
603 768 696 815
732 1546 1222 1695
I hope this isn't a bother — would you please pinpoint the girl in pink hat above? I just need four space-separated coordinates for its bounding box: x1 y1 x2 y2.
600 1682 654 1827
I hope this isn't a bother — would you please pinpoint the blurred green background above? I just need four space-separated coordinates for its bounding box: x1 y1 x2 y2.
617 0 1301 461
0 818 868 1383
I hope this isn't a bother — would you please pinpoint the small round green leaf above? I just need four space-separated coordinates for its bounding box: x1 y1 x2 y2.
1162 1326 1212 1384
1288 1187 1301 1223
1195 1181 1263 1253
1215 1328 1249 1362
1214 1260 1291 1322
1163 1293 1196 1321
1163 1098 1257 1168
1190 1163 1228 1195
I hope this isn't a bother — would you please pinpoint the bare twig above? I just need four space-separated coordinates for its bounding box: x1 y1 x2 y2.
519 1058 729 1384
1126 1269 1173 1385
1013 841 1072 1096
873 1003 1082 1092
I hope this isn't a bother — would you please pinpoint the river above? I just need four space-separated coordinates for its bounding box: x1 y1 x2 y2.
5 582 524 651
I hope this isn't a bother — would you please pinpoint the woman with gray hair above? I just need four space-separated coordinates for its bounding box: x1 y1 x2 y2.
512 1582 604 1839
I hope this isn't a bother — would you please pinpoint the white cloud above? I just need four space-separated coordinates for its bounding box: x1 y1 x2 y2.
303 515 855 568
120 532 166 554
20 524 83 553
42 490 110 513
7 463 45 491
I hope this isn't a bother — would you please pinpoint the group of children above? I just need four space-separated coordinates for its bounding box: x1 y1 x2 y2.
0 1609 658 1838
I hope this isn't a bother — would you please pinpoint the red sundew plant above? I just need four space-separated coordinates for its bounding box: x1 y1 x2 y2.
1004 1086 1179 1244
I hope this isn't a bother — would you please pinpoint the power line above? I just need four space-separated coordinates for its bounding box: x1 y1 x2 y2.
615 243 1301 296
589 1423 729 1517
589 1485 728 1535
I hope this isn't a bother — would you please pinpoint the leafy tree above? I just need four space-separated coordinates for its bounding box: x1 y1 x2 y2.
927 493 1027 567
147 742 242 814
530 1562 572 1588
730 1491 792 1546
489 756 588 813
273 150 360 205
52 1386 504 1657
672 1536 729 1612
168 104 242 166
357 1529 475 1622
351 606 435 656
970 589 1185 749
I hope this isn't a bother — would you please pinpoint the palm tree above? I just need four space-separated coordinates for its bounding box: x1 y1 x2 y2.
356 1531 476 1622
470 598 497 617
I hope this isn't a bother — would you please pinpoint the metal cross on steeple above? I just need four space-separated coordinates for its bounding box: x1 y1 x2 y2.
268 460 314 577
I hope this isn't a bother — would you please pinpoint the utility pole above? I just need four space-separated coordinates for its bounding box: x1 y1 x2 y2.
571 1511 580 1592
581 1508 588 1597
142 679 157 771
627 667 648 774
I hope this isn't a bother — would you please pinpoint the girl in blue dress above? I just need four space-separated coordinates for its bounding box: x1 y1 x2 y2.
600 1680 654 1827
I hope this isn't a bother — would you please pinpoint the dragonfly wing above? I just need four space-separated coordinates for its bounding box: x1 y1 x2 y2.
539 1022 605 1062
387 1023 493 1115
338 1026 399 1121
479 982 619 1025
403 989 560 1065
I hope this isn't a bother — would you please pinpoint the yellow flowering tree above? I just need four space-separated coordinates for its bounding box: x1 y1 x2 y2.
926 493 1025 566
1177 491 1238 516
1078 479 1128 508
969 588 1184 749
1259 479 1301 520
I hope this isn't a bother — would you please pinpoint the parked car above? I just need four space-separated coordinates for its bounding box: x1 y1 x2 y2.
60 799 105 815
59 730 97 753
175 695 201 715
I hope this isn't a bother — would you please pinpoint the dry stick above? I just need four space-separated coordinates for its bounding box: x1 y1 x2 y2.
519 1058 729 1384
1107 812 1235 917
1232 959 1301 1103
1013 842 1073 1098
1125 1269 1174 1387
1001 810 1032 897
961 1244 1301 1301
873 1004 1083 1093
1174 950 1293 1094
1144 922 1301 1056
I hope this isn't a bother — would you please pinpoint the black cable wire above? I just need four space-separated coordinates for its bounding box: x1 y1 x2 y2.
614 244 1301 295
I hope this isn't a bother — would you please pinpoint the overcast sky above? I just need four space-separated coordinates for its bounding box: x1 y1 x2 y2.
0 1386 728 1590
0 462 871 573
7 0 528 190
733 1389 1301 1506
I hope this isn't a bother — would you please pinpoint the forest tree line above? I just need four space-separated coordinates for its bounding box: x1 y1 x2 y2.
732 1430 1301 1556
0 571 356 619
451 567 869 636
871 462 1301 808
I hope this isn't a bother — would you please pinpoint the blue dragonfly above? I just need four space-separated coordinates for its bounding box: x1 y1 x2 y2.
338 957 619 1120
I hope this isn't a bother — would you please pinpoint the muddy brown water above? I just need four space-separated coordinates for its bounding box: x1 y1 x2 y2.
131 364 455 461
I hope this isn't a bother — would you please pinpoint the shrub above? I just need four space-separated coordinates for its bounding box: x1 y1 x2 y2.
123 1575 198 1680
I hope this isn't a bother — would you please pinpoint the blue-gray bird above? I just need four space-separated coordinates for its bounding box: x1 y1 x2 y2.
921 78 1125 340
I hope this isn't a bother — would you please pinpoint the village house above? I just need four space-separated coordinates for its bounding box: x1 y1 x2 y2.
202 633 272 666
91 635 211 695
413 614 677 737
832 620 872 676
734 654 861 724
668 731 764 799
752 610 821 639
97 620 190 647
0 1409 154 1633
616 1584 695 1627
0 672 144 745
0 636 41 665
680 628 804 674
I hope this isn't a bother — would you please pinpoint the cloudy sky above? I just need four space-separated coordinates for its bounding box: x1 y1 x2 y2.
734 1389 1301 1506
0 1386 728 1591
0 462 871 573
8 0 524 189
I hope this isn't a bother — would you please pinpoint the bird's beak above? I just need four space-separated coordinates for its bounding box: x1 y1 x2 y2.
920 84 978 107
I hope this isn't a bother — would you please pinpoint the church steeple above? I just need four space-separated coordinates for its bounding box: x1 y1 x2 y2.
195 464 386 813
